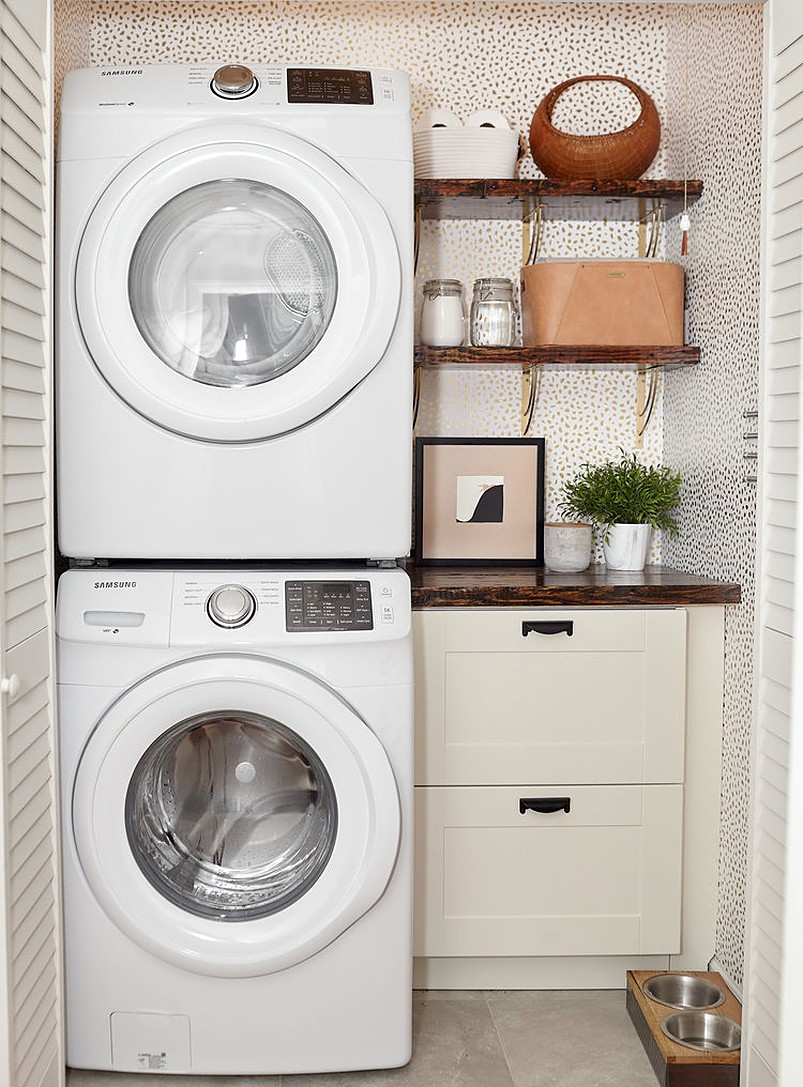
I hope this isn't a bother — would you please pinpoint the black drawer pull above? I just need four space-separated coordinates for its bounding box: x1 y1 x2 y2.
519 797 571 815
522 620 574 637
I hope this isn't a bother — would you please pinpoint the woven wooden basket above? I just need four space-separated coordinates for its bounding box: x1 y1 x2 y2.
529 75 661 181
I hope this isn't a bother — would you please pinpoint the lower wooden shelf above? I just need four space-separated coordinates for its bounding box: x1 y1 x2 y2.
415 344 700 369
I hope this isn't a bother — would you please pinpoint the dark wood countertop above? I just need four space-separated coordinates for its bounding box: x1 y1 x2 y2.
406 564 741 608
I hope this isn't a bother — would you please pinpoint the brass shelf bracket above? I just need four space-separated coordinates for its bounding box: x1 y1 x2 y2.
645 204 666 258
414 203 422 274
637 203 666 259
521 363 539 436
522 201 546 267
636 367 661 443
634 202 665 447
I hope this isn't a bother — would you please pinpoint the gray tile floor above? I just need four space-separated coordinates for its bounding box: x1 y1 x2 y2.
66 990 658 1087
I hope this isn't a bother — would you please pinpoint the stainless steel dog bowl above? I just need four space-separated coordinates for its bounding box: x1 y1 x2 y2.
661 1011 742 1053
643 973 725 1010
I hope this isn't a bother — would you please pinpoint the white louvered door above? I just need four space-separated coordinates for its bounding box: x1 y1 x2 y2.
744 1 803 1084
0 0 62 1085
774 10 803 1084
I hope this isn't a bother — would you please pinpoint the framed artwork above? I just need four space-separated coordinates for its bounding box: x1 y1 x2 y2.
413 437 545 565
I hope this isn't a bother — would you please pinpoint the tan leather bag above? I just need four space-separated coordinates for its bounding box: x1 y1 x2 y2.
520 260 684 346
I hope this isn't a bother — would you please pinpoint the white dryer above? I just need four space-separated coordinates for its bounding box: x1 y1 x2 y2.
57 566 412 1075
56 64 413 561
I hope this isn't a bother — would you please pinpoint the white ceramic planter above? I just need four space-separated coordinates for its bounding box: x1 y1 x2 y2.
543 522 593 573
603 523 652 571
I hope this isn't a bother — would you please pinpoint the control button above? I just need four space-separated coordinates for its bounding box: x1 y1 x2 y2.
381 605 394 623
211 64 258 98
379 585 392 597
207 584 257 628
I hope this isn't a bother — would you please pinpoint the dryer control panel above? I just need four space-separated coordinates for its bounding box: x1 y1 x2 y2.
286 68 373 105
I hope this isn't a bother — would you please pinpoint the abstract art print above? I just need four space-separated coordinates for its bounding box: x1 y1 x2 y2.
414 437 545 565
455 475 504 523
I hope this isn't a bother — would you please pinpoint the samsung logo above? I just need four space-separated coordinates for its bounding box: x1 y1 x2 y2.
101 70 143 77
93 581 137 589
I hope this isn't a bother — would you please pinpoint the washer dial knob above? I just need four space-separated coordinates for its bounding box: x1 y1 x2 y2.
207 584 257 628
211 64 257 98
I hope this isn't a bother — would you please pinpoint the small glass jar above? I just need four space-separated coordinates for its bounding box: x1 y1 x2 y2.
419 279 465 347
469 277 516 347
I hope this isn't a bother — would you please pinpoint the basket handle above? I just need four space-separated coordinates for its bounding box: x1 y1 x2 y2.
541 75 654 131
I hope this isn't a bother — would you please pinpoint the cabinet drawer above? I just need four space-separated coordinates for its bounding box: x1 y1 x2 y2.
444 608 653 653
414 608 686 785
413 784 682 958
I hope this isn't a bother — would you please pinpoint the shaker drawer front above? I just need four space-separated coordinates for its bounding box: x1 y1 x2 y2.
414 608 687 785
413 784 682 959
443 609 649 654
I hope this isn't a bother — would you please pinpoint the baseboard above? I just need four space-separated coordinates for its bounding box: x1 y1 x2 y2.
413 954 671 990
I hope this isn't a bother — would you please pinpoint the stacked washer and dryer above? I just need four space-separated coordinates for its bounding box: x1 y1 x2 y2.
56 63 415 1076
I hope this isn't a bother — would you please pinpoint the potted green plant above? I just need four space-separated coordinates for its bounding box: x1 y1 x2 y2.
559 450 682 571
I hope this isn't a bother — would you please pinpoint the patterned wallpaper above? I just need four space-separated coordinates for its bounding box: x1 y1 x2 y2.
53 0 763 987
663 2 763 991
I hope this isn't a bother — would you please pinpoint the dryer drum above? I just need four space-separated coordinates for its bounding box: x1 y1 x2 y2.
125 710 338 921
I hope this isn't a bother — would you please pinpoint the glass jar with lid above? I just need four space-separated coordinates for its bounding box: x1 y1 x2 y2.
419 279 465 347
469 277 516 347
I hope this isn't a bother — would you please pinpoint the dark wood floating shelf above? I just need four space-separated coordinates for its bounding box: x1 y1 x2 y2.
406 564 741 609
414 178 703 221
415 344 700 370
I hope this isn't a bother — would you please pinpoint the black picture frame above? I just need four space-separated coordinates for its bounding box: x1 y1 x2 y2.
413 437 545 566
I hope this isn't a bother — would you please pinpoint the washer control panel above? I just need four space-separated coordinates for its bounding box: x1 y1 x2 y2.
285 580 373 632
57 569 410 646
206 584 257 628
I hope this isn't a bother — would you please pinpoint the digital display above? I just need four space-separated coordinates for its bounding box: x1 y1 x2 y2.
287 68 374 105
321 583 353 601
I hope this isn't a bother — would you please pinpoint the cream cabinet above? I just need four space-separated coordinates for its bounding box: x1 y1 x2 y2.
415 783 683 958
413 606 725 989
415 607 687 786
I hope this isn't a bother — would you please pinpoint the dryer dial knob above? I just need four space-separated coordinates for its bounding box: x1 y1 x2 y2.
207 585 257 628
211 64 258 98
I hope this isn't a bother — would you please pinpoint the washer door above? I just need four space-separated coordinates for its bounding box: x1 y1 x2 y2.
74 123 402 442
72 655 401 977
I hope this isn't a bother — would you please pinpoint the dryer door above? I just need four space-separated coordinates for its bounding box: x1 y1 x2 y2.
74 123 403 442
71 655 401 977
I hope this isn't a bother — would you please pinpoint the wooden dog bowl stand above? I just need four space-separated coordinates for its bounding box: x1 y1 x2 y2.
626 970 741 1087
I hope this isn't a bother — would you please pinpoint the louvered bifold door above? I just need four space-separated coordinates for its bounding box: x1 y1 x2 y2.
0 1 62 1085
774 17 803 1087
744 4 803 1086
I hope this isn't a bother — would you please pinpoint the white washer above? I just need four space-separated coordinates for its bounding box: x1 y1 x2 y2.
56 64 413 561
57 566 412 1075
